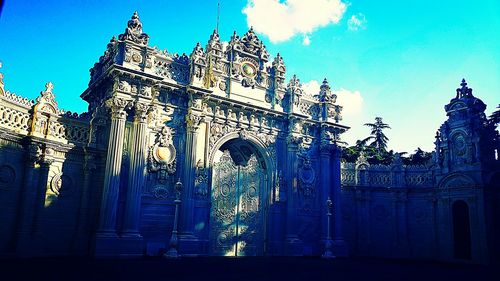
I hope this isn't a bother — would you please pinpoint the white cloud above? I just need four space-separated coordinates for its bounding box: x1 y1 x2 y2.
243 0 347 43
302 34 310 46
347 13 367 31
302 80 363 116
335 88 363 115
301 80 321 97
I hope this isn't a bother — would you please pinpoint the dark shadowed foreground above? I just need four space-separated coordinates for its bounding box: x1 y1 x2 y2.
0 257 498 281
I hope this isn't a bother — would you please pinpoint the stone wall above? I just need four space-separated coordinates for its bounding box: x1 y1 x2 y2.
0 85 105 257
340 159 495 263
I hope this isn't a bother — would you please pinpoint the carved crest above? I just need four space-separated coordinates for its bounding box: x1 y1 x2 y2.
148 126 176 177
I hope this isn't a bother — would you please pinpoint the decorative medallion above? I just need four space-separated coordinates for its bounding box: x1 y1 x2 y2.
148 126 177 177
132 53 142 63
218 81 227 91
240 61 257 78
154 145 176 164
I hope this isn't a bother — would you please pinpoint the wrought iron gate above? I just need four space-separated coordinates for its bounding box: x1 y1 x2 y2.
210 150 265 256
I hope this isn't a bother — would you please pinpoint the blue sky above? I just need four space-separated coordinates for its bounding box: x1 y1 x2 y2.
1 0 499 152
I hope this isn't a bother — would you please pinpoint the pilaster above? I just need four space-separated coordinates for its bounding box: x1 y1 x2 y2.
116 101 152 256
178 109 202 254
284 135 303 255
122 102 150 239
94 97 129 256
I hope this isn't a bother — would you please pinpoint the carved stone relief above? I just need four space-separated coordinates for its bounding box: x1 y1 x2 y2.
148 126 176 179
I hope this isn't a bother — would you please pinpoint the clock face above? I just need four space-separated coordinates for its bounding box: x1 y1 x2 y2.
241 62 257 78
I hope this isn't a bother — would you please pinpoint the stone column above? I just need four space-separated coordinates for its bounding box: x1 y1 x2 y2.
178 111 201 253
96 97 128 237
284 136 302 255
122 102 149 237
331 145 348 256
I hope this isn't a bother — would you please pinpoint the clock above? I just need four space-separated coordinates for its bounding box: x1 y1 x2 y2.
241 61 257 78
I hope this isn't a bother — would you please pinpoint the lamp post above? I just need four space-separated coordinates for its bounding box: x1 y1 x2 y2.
165 179 182 258
322 197 335 258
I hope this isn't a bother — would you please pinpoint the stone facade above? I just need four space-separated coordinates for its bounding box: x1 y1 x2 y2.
340 80 500 263
0 13 498 262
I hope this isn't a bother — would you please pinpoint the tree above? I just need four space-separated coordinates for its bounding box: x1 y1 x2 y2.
363 117 391 154
489 104 500 125
406 147 432 165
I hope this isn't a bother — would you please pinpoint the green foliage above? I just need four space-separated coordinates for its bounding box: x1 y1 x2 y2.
341 117 432 166
363 117 391 154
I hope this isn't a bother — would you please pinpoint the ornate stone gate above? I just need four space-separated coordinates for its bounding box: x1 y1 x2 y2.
210 149 266 256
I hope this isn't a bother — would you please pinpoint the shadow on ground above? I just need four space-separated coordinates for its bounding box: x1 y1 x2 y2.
0 256 498 281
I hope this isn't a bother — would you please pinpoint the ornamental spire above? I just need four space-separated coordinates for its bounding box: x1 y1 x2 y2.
455 78 473 99
118 11 150 45
319 78 336 103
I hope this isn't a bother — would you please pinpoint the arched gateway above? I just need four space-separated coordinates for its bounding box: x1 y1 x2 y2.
209 137 270 256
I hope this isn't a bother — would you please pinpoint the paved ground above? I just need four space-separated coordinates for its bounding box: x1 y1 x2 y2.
0 256 498 281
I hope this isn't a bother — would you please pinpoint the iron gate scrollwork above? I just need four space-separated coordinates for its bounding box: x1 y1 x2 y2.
210 150 265 256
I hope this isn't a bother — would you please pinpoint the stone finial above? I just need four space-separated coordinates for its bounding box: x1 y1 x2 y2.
230 31 239 42
209 29 220 43
190 42 204 58
319 78 336 103
45 82 54 93
206 29 223 58
273 53 285 68
460 78 467 88
287 74 301 89
455 78 473 98
118 11 150 45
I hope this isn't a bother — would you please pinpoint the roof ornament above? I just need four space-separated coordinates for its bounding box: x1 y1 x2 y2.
33 82 59 116
118 11 150 45
271 53 286 77
237 27 269 61
190 42 205 58
288 75 301 89
45 82 54 93
206 29 223 58
455 78 473 99
319 78 336 103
